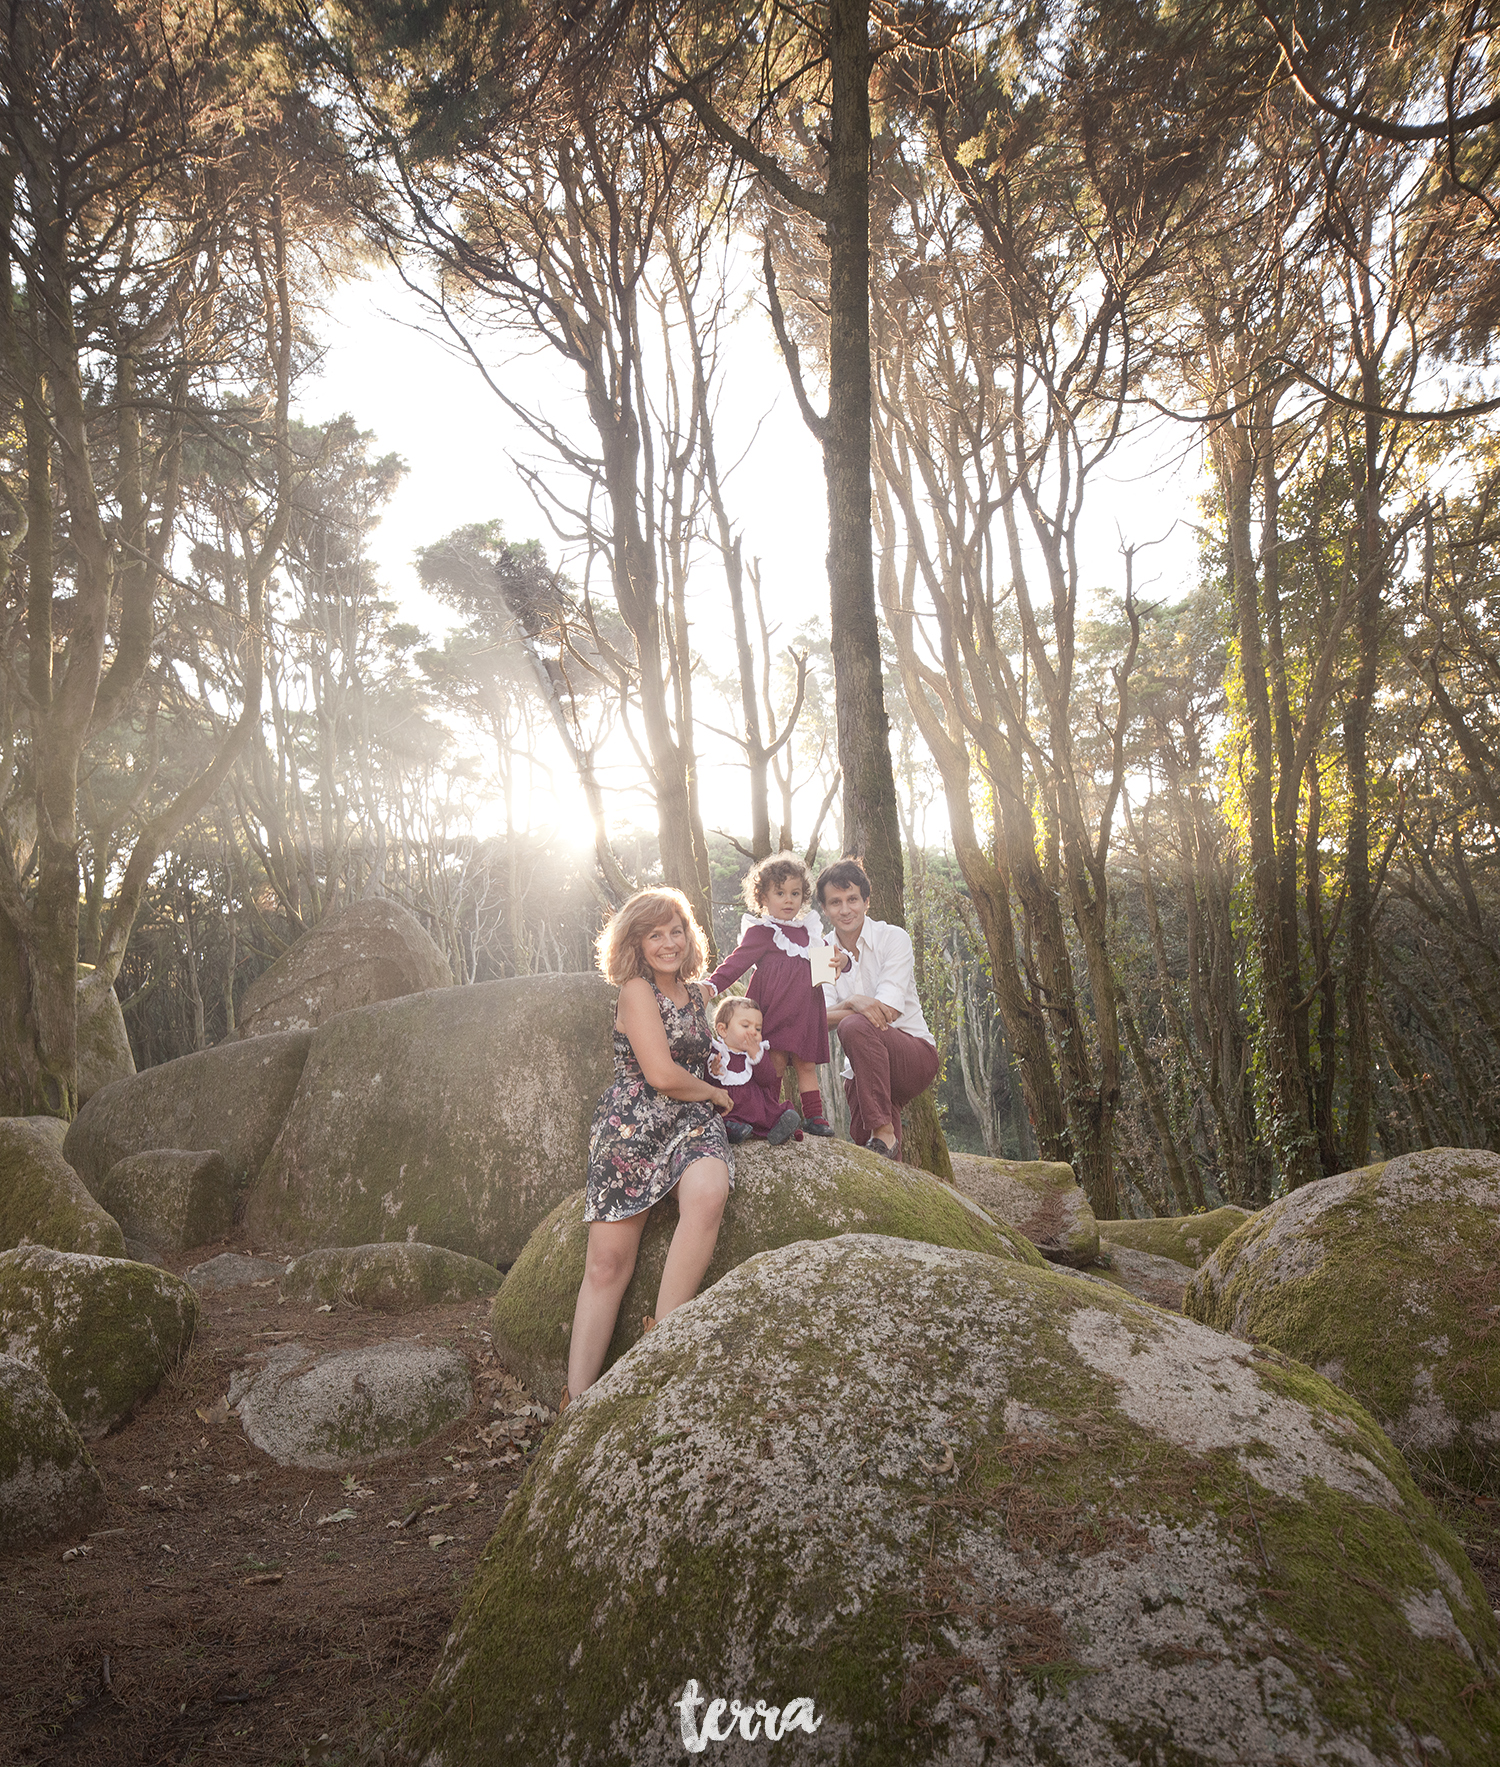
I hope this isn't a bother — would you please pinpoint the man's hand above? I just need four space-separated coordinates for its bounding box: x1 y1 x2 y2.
835 992 898 1029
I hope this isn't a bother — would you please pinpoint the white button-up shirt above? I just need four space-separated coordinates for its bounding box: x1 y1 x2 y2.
823 918 935 1062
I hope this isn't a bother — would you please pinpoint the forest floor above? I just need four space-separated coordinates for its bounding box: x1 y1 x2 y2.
3 1250 1497 1767
1 1246 546 1767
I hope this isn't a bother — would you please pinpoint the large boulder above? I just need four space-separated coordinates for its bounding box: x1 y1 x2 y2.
186 1252 287 1294
0 1356 106 1548
1101 1205 1253 1268
948 1152 1099 1265
76 969 135 1105
0 1120 126 1257
493 1139 1047 1407
235 897 453 1041
404 1235 1497 1766
95 1149 235 1253
229 1339 472 1468
282 1243 501 1312
1185 1147 1500 1495
0 1246 199 1438
245 975 615 1265
64 1029 313 1194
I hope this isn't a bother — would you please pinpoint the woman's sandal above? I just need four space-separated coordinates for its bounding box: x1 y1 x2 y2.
642 1314 656 1334
558 1387 571 1414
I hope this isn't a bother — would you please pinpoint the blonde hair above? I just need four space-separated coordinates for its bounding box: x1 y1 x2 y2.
741 851 813 915
596 888 709 985
714 995 762 1035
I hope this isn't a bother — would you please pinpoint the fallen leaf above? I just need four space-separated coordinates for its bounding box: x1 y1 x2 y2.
315 1508 357 1526
428 1534 457 1549
195 1396 231 1427
422 1501 451 1518
919 1445 956 1477
457 1481 479 1502
240 1571 284 1586
60 1544 91 1563
315 1304 334 1314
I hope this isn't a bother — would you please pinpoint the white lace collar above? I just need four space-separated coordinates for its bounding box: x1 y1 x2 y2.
711 1035 769 1086
740 906 826 962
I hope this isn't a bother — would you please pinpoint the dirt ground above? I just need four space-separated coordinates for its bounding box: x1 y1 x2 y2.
0 1240 550 1767
4 1243 1497 1767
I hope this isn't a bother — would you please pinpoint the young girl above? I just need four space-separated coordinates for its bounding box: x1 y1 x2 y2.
709 996 801 1146
705 852 843 1136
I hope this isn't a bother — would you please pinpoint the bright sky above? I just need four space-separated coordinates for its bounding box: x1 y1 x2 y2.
299 259 1207 856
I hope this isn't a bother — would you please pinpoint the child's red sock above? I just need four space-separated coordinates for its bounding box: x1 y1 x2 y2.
800 1090 823 1120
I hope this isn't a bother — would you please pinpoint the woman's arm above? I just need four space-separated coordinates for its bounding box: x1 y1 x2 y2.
617 979 731 1108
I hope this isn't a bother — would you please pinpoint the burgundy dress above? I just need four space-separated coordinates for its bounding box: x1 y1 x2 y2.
706 915 831 1064
710 1037 788 1134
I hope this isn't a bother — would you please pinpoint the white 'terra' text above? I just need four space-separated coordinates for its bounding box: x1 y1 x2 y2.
673 1680 824 1750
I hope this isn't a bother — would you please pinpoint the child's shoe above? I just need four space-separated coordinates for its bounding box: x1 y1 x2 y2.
767 1107 800 1147
726 1120 754 1144
802 1116 836 1137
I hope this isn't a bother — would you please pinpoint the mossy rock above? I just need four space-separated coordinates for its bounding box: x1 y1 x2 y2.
96 1149 235 1253
493 1138 1046 1407
0 1246 199 1439
228 1339 472 1468
1084 1243 1189 1311
282 1243 501 1312
1185 1148 1500 1495
948 1151 1099 1265
64 1029 313 1193
235 896 453 1040
1101 1206 1253 1269
76 969 136 1107
0 1355 106 1549
0 1120 126 1258
245 975 615 1265
404 1234 1498 1766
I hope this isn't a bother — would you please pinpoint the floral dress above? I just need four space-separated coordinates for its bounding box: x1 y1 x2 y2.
585 982 734 1223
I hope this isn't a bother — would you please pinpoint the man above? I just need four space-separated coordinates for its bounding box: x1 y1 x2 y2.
817 858 939 1160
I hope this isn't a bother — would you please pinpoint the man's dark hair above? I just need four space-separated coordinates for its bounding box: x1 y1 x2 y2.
815 858 872 904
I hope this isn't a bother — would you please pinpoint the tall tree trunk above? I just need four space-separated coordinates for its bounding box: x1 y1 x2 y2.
826 0 902 913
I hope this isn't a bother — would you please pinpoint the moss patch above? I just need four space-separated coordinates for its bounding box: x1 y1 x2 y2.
0 1121 125 1258
281 1243 501 1312
1100 1207 1253 1270
0 1246 199 1439
491 1140 1043 1405
0 1356 106 1547
1185 1150 1500 1495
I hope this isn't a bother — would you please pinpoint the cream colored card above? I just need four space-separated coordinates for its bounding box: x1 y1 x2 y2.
808 944 837 986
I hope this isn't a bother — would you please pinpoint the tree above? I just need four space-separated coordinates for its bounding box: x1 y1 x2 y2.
0 1 370 1114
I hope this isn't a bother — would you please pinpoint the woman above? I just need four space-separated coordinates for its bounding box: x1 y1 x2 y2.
565 888 733 1404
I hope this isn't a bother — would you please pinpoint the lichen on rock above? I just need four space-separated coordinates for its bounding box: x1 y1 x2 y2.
281 1243 501 1312
403 1235 1498 1766
0 1246 199 1439
947 1151 1099 1265
0 1355 106 1549
1184 1147 1500 1495
96 1149 235 1253
244 974 615 1265
0 1120 126 1258
491 1138 1043 1406
1101 1205 1253 1269
229 1339 472 1468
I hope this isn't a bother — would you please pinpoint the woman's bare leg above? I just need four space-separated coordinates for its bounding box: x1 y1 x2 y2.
567 1212 649 1398
655 1158 730 1320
